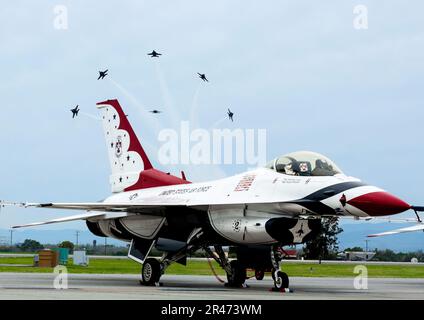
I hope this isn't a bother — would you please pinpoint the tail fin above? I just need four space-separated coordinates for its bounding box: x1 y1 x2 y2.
97 99 189 193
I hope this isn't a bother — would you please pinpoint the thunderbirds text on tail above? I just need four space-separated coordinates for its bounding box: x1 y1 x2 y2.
4 99 423 290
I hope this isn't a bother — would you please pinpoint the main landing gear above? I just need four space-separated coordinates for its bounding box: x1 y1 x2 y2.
271 245 289 290
204 245 247 288
141 258 162 285
139 243 290 291
227 260 247 287
140 243 199 286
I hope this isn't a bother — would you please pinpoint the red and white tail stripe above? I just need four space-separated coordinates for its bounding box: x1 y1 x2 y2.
97 99 189 193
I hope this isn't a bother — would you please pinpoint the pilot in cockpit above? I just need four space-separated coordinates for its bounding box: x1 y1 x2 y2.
270 151 343 177
311 159 334 176
284 162 295 175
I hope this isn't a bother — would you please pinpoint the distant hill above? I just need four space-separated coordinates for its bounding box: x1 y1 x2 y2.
0 228 123 247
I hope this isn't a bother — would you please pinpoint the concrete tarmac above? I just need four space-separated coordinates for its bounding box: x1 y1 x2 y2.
0 273 423 300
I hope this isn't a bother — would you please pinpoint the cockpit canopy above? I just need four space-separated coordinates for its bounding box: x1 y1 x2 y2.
265 151 343 177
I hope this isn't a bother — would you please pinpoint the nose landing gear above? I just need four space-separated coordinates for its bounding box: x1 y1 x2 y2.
271 245 290 291
273 270 289 290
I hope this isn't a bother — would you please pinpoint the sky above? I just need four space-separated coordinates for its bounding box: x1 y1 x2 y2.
0 1 423 250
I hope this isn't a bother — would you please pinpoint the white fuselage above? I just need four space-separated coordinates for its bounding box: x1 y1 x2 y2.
97 168 385 245
104 168 379 218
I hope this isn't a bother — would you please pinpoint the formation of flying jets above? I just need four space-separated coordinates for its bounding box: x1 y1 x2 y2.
71 51 234 121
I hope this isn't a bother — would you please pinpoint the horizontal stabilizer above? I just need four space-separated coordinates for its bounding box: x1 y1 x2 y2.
368 223 424 237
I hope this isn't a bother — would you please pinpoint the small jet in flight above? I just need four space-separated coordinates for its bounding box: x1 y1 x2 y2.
70 105 79 118
227 108 234 122
148 50 162 58
149 110 162 114
198 73 208 82
97 69 108 80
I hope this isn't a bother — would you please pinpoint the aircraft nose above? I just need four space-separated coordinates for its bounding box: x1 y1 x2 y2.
347 191 410 216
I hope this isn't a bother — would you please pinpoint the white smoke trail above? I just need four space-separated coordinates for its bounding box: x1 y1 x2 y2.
209 117 228 131
154 60 181 129
108 77 146 112
108 77 161 160
79 111 101 121
189 83 202 129
152 65 227 178
107 76 162 135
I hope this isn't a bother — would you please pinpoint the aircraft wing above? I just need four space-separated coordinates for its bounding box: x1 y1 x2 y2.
13 200 189 212
12 212 131 229
1 199 191 229
368 223 424 237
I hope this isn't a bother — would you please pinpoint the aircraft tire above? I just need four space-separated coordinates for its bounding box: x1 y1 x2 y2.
273 271 289 290
255 269 265 281
226 260 246 287
141 258 161 286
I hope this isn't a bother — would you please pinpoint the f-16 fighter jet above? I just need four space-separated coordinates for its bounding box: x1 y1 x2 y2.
98 69 108 80
70 105 79 118
198 73 208 82
148 50 162 58
5 99 421 291
227 108 234 122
